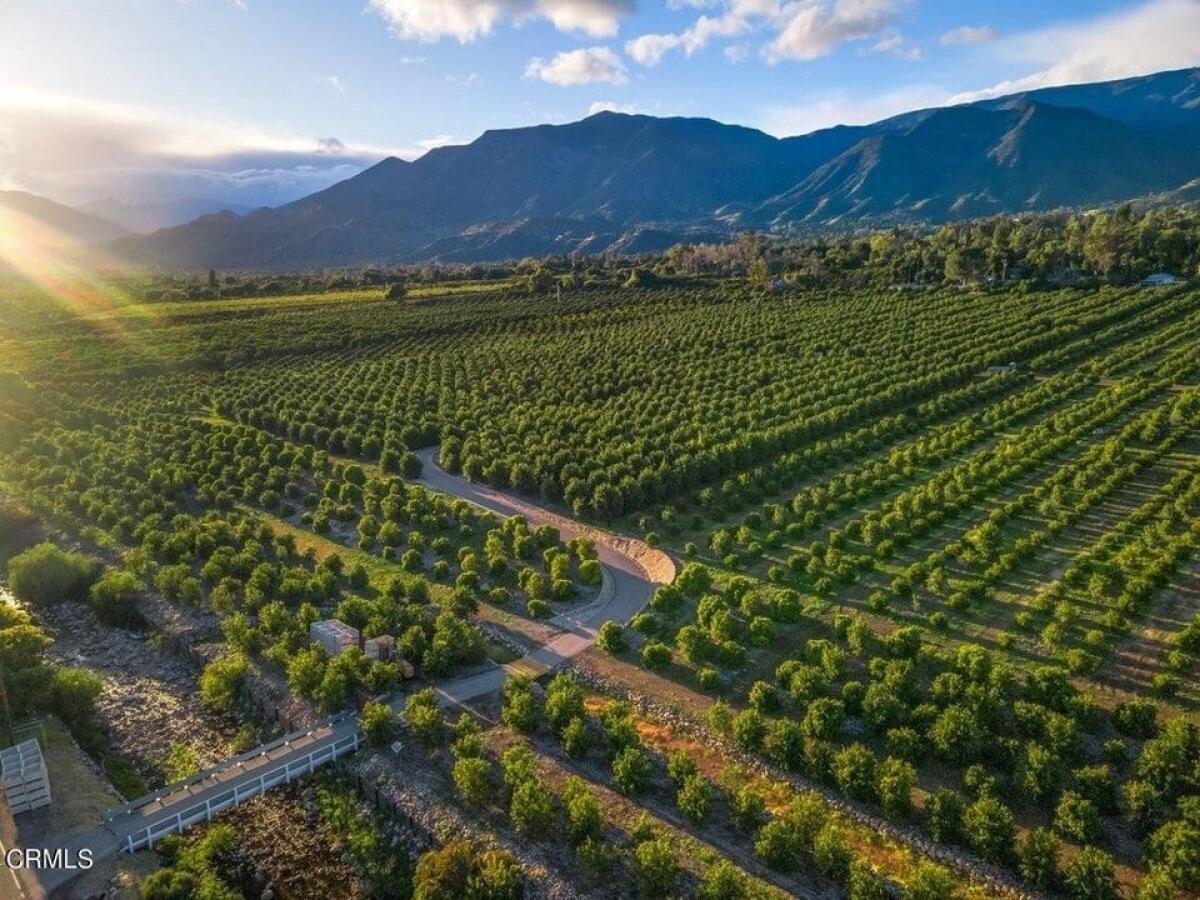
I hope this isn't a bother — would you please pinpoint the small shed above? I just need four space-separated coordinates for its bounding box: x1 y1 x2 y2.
1142 273 1180 287
1 739 51 814
364 634 395 661
310 619 360 656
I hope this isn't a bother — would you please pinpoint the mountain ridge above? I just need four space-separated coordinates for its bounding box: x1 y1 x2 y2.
111 67 1200 269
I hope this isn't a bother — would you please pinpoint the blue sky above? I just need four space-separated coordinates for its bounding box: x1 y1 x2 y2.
1 0 1198 215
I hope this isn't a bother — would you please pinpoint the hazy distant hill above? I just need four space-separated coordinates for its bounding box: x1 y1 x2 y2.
113 67 1200 269
0 190 128 246
77 197 253 233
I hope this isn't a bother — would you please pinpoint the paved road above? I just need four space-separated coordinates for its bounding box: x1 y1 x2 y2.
19 448 673 897
410 445 674 705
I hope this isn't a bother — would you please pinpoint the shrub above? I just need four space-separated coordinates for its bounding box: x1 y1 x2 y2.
847 859 887 900
199 654 248 712
9 542 98 605
413 840 521 900
48 666 101 728
565 785 603 846
88 570 143 626
730 787 766 832
1113 699 1158 738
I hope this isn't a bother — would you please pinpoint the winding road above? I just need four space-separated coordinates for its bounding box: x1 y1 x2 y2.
414 445 675 704
17 448 673 898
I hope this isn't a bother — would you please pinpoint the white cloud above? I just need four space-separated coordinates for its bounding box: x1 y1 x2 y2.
526 46 628 85
724 42 751 62
368 0 632 43
319 74 346 94
766 0 902 63
627 0 901 67
0 89 419 210
416 134 459 150
445 72 484 85
862 31 922 60
588 99 640 114
951 0 1200 103
756 82 951 135
626 0 761 66
539 0 633 36
939 24 995 46
626 33 683 66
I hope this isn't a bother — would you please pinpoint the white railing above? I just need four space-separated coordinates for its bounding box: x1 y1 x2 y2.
121 730 361 853
105 711 356 822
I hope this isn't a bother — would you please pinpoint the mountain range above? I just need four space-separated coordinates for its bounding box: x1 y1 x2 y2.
0 190 130 247
40 68 1200 268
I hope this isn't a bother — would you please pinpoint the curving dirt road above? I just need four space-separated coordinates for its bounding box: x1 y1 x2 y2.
413 446 676 707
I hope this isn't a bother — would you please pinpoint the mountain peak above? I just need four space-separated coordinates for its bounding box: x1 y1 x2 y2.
111 67 1200 269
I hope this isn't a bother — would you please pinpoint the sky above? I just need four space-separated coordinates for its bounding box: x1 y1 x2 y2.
2 0 1200 219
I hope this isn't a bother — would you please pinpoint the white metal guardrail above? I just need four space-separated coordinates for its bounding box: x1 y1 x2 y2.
120 730 362 853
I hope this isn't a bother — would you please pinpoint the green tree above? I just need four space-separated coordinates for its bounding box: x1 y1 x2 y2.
754 819 800 871
677 774 712 825
923 788 964 844
612 746 653 796
1018 827 1060 890
405 688 445 746
963 796 1016 863
1061 847 1117 900
902 860 957 900
596 620 626 653
876 756 916 818
565 789 603 846
501 678 538 734
832 743 877 803
633 838 680 898
88 570 143 626
1054 791 1102 845
453 756 494 808
544 674 585 733
509 778 555 838
698 860 749 900
199 654 247 712
360 700 396 747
